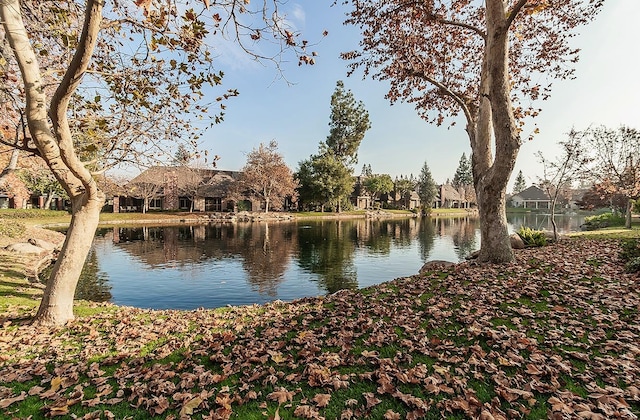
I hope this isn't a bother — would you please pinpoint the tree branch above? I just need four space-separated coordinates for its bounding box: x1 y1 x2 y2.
506 0 528 29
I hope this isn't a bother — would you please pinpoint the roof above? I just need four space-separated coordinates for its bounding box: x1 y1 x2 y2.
129 166 241 187
512 185 550 201
126 166 242 196
440 184 462 201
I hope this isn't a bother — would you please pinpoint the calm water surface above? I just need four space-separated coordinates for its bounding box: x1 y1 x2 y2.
77 213 584 309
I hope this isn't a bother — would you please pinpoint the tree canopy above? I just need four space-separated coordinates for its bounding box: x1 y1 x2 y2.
342 0 603 262
325 80 371 166
0 0 317 325
240 141 298 213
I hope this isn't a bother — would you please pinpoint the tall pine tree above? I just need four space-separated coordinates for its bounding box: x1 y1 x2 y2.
452 153 473 188
326 80 371 166
513 170 526 194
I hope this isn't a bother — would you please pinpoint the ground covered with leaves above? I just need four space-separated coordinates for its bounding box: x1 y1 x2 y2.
0 239 639 419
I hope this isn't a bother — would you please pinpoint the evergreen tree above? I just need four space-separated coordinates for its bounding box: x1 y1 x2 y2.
326 80 371 166
513 170 527 194
418 161 438 209
452 153 473 188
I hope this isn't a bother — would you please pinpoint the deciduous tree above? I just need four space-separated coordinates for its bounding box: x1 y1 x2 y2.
240 141 298 213
364 174 394 208
537 132 591 240
296 150 354 212
343 0 603 263
0 0 316 325
394 176 416 209
577 125 640 228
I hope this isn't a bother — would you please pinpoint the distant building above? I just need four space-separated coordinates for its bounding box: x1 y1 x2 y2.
509 185 551 209
114 166 253 213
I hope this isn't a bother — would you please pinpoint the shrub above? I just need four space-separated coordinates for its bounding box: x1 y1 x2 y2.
581 212 625 231
619 238 640 273
625 257 640 273
517 226 547 247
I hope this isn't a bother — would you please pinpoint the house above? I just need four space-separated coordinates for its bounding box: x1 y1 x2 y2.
434 184 476 209
510 185 551 209
114 166 251 213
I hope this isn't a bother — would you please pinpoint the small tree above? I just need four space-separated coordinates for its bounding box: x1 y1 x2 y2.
241 141 298 213
417 161 437 211
578 126 640 228
364 174 394 208
513 170 527 195
18 168 68 209
128 181 163 214
537 131 591 240
394 176 416 209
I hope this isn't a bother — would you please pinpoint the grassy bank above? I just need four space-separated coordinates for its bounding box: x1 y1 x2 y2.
1 236 638 418
1 210 639 418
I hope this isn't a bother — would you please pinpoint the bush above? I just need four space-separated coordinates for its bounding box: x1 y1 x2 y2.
0 219 26 238
581 212 625 231
625 257 640 273
619 238 640 273
517 226 547 247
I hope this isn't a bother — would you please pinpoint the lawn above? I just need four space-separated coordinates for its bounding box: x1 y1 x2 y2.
1 232 638 418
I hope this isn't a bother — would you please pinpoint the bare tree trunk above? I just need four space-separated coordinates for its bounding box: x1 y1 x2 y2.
2 0 105 325
626 198 633 229
44 192 54 209
469 0 520 263
476 179 513 263
550 198 558 242
35 194 102 325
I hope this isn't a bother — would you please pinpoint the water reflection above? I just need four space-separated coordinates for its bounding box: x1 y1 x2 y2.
297 220 358 293
75 249 112 302
79 213 584 309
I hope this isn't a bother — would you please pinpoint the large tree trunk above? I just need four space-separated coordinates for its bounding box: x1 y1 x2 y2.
476 180 513 262
2 0 105 325
466 0 521 263
35 194 102 325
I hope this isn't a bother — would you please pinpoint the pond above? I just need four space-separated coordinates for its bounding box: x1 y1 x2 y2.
74 212 585 310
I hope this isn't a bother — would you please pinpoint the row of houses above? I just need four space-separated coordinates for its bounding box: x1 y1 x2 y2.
112 166 479 213
2 164 576 213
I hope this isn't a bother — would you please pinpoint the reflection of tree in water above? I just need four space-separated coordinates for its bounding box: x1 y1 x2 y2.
112 223 295 297
297 220 357 293
75 249 112 302
417 218 436 261
363 220 392 255
450 217 479 260
239 222 296 297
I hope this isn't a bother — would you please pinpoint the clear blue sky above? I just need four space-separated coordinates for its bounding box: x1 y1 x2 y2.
193 1 639 191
